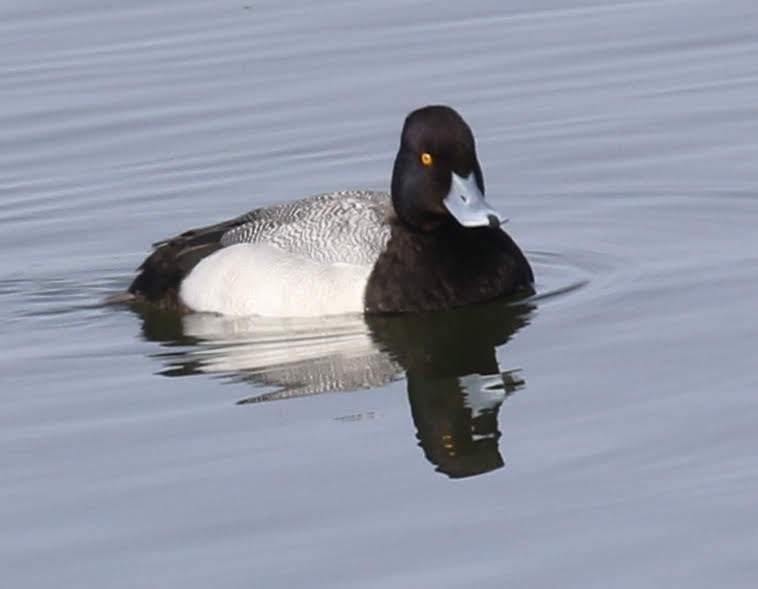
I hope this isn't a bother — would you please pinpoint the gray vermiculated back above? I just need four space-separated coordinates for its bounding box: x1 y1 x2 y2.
220 190 393 265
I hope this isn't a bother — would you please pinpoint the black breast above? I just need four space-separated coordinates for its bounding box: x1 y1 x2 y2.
364 222 534 313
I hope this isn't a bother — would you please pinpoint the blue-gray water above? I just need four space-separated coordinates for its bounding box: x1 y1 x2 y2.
2 1 758 587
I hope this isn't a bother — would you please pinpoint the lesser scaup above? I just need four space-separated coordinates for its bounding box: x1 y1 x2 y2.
120 105 534 316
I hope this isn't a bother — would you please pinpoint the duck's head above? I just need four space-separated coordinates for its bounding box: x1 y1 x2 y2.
391 105 505 231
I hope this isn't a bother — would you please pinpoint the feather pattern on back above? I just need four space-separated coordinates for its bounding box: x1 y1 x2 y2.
220 190 392 265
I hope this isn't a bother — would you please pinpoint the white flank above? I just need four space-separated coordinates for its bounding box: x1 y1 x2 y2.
179 243 373 317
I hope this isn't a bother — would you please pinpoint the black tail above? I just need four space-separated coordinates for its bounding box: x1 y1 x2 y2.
126 214 251 309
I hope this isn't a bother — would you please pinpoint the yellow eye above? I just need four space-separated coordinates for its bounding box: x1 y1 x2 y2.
420 152 433 166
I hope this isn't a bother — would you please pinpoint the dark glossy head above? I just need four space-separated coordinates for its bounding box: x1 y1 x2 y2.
391 105 505 231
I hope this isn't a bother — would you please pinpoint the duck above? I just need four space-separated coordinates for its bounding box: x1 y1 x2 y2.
119 105 534 316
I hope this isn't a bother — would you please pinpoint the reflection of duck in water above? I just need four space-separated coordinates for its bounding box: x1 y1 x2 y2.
134 299 533 478
406 370 524 478
149 311 403 399
367 302 530 478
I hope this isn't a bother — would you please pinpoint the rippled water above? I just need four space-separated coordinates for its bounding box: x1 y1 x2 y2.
2 1 758 587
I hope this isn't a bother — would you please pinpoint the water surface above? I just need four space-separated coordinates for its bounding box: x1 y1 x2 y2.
2 1 758 587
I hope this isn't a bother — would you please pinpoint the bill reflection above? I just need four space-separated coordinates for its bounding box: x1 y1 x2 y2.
407 370 524 478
